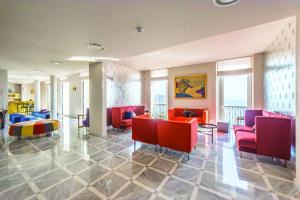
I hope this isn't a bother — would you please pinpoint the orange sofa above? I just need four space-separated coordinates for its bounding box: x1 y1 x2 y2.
168 108 208 124
157 118 198 155
112 106 145 129
132 115 158 146
132 115 198 157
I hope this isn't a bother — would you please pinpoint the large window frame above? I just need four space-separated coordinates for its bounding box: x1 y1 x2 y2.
150 69 168 118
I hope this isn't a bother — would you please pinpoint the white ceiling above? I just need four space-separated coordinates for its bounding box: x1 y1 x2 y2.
121 17 290 70
0 0 299 79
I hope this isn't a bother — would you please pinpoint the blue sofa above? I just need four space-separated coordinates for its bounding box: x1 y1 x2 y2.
32 111 50 119
10 113 25 124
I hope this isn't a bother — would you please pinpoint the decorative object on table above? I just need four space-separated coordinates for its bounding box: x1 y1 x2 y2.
217 121 229 133
175 74 207 99
0 109 7 129
9 119 60 137
198 123 218 143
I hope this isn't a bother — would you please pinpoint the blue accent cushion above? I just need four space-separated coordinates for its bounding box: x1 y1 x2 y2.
124 111 133 120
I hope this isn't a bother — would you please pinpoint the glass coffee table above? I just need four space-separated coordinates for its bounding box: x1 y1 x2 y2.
198 123 218 143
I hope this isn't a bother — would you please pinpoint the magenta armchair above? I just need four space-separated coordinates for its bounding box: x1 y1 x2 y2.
235 110 292 166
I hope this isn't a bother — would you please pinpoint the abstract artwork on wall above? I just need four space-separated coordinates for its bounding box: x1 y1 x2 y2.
175 74 207 99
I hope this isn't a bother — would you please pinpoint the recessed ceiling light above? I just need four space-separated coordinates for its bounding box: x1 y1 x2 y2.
49 61 64 65
68 56 120 62
213 0 240 7
86 43 105 51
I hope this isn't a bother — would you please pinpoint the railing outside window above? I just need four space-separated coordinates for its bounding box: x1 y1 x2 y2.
222 106 248 125
151 103 167 118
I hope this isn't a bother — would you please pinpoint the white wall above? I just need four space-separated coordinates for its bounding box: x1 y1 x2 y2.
168 62 217 122
252 53 264 110
21 83 34 101
68 74 83 118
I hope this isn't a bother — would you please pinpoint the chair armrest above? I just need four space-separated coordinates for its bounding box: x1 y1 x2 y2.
255 116 291 159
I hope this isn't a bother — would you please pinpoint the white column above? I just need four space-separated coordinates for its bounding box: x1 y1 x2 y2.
295 12 300 188
89 62 107 137
0 70 8 109
50 76 58 119
142 71 151 111
34 80 41 111
57 79 62 116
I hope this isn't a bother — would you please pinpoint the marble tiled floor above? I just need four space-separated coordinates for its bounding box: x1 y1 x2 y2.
0 117 299 200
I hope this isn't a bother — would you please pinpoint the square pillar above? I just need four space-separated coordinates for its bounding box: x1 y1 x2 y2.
89 62 107 137
0 70 8 109
34 80 41 111
50 76 58 119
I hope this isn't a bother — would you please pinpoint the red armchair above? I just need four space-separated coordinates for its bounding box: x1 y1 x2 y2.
112 106 145 129
157 118 198 157
235 110 292 165
132 115 158 148
168 108 208 124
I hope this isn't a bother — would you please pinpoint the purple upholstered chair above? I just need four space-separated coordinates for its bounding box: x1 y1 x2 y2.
82 108 89 128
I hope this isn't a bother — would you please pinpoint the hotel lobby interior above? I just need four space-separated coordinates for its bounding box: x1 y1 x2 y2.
1 0 300 200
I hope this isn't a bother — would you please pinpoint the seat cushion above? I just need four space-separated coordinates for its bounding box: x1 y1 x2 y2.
233 125 253 134
236 131 256 151
171 116 190 122
121 119 132 127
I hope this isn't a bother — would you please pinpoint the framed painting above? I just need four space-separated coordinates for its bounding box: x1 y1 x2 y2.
174 74 207 99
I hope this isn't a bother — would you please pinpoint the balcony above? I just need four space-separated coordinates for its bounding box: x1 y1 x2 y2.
222 106 248 125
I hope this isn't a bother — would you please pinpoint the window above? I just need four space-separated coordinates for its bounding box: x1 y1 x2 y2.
82 79 89 114
217 57 252 125
151 69 168 78
223 75 248 107
151 80 168 117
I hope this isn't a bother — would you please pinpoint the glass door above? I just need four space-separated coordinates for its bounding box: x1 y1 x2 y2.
220 74 251 125
151 80 168 117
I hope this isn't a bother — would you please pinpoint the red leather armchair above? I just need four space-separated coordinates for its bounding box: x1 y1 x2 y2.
157 118 198 154
112 106 145 129
132 115 158 146
168 108 208 124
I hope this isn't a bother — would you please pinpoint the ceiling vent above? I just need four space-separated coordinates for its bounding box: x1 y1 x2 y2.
86 43 105 51
213 0 240 7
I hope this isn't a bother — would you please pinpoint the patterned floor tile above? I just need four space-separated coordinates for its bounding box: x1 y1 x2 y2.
136 168 166 189
92 173 128 197
160 177 194 200
43 177 83 200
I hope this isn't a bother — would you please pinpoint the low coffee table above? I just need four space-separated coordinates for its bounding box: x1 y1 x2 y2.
198 123 217 143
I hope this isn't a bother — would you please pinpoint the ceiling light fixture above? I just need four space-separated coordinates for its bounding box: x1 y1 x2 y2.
213 0 240 7
86 43 105 51
49 61 64 65
68 56 120 62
